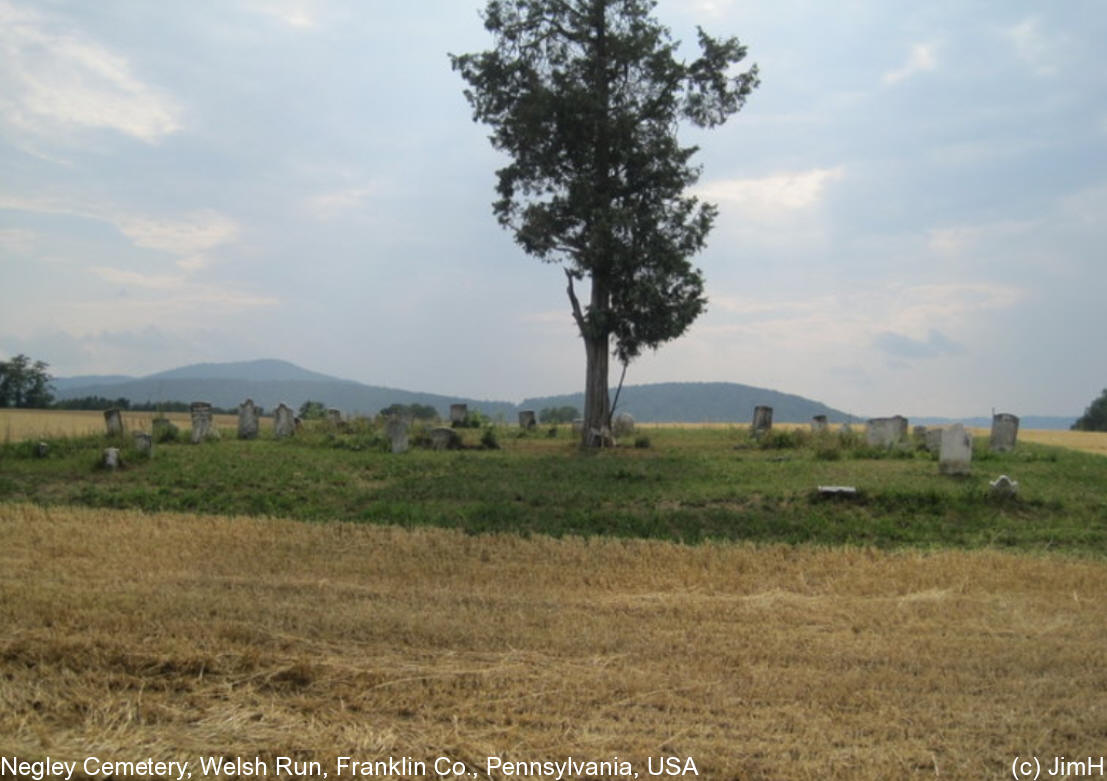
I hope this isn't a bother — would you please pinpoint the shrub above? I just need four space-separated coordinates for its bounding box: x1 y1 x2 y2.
633 435 651 449
480 426 500 450
152 418 179 443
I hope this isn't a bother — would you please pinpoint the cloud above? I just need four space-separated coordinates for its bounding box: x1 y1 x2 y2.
1004 17 1062 77
873 329 963 360
243 0 322 29
0 0 182 144
303 185 380 220
0 227 37 254
881 43 937 85
695 166 845 211
89 266 186 290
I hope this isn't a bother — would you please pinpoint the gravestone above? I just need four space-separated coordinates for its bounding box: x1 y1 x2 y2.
238 398 259 440
751 405 773 437
429 426 461 450
518 410 537 430
866 416 908 448
133 431 153 457
450 404 468 426
811 415 828 433
273 403 295 438
939 423 973 476
34 441 49 458
102 447 120 470
989 474 1019 499
990 413 1019 452
189 402 216 443
924 427 943 453
386 418 409 454
103 408 124 437
326 408 344 426
613 412 635 438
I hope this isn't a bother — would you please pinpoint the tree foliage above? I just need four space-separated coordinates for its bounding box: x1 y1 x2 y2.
380 403 439 420
1072 388 1107 432
452 0 757 443
539 405 580 423
0 354 55 408
298 400 327 420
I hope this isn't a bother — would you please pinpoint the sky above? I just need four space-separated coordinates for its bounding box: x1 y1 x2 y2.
1 0 1104 417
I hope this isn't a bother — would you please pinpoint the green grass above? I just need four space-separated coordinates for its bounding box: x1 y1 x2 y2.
1 423 1105 553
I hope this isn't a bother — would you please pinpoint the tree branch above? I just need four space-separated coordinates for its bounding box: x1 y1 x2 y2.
565 267 585 332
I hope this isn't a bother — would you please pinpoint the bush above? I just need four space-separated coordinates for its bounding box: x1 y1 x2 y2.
152 418 179 443
633 435 651 449
480 426 500 449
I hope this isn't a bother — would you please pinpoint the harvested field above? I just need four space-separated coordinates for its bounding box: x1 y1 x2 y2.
2 502 1105 779
0 408 247 442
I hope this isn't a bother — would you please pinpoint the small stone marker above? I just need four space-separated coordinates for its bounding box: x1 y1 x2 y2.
817 485 857 498
811 415 828 433
190 402 216 443
751 405 773 437
429 426 461 450
613 412 635 438
274 403 295 438
102 447 120 470
34 441 49 458
238 398 260 440
450 403 468 426
990 413 1020 452
866 416 908 448
989 474 1019 499
103 408 124 437
518 410 537 430
939 423 973 476
133 431 153 457
386 418 409 454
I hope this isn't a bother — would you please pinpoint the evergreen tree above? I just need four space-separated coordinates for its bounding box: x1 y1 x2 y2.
1072 388 1107 431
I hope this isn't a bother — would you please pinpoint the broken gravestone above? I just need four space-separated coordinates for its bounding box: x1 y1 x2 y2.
811 415 828 434
866 416 908 448
939 423 973 476
103 408 124 437
133 431 153 457
450 404 468 427
613 412 635 438
273 403 295 438
238 398 259 440
518 410 537 430
751 405 773 438
386 418 409 453
990 413 1020 453
190 402 218 443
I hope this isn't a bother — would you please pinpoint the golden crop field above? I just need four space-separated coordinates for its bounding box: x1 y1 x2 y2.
0 408 249 442
2 502 1105 779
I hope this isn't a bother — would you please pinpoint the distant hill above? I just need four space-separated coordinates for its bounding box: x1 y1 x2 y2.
912 416 1077 431
520 381 856 423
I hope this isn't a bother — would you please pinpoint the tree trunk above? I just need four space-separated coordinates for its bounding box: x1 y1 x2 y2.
582 329 610 447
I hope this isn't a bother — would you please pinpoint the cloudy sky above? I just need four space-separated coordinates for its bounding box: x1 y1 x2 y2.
1 0 1103 417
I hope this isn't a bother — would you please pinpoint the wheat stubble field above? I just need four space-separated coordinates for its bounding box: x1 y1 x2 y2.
2 411 1107 779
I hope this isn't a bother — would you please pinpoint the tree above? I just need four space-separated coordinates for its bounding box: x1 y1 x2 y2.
452 0 757 445
298 400 327 420
0 354 55 408
539 405 580 423
1072 388 1107 432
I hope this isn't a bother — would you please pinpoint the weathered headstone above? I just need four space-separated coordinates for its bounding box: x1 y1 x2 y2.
990 413 1019 452
613 412 635 438
238 398 260 440
190 402 218 443
811 415 828 433
103 408 124 437
429 426 461 450
866 416 908 448
102 447 120 470
33 441 49 458
274 403 295 438
751 405 773 437
386 418 409 454
989 474 1019 499
518 410 537 430
450 404 468 426
939 423 973 476
326 408 344 426
133 431 153 457
924 427 943 453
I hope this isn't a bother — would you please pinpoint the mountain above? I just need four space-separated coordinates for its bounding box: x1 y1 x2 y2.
144 359 337 383
519 381 856 423
911 415 1077 431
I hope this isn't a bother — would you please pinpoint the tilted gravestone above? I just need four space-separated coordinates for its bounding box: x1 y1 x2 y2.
450 404 468 426
429 426 461 450
811 415 828 433
613 412 635 438
238 398 260 440
273 403 295 438
939 423 973 476
751 405 773 437
189 402 217 443
990 413 1019 452
103 408 124 437
386 418 409 454
866 416 908 448
133 431 153 457
518 410 537 430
